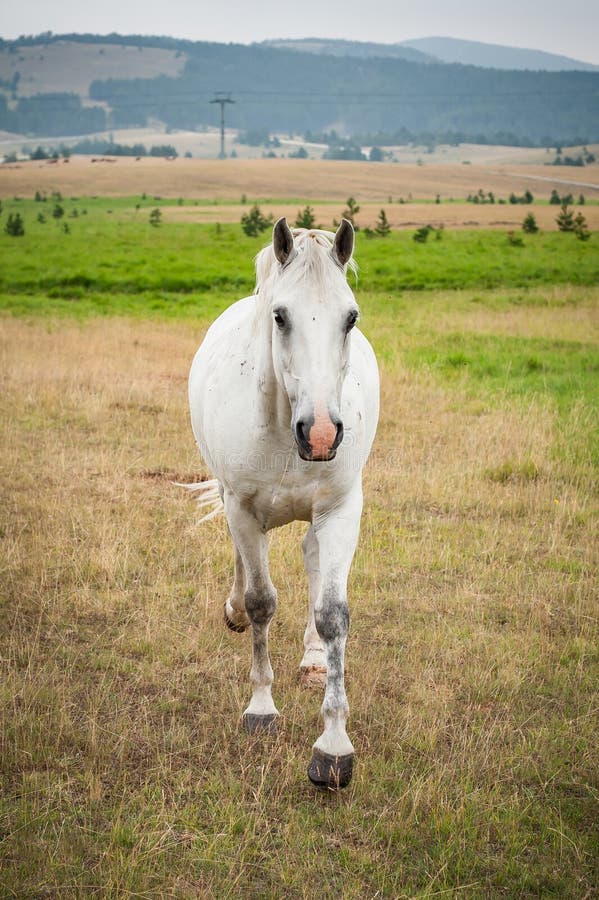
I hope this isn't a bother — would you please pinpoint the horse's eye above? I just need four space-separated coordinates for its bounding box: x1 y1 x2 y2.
273 310 287 328
346 310 359 331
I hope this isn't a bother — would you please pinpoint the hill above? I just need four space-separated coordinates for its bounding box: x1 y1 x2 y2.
400 37 599 72
0 34 598 145
259 38 434 64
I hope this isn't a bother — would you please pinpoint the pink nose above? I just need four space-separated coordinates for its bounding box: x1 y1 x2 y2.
309 416 337 456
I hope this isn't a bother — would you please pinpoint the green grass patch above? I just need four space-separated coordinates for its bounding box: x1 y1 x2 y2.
1 201 597 309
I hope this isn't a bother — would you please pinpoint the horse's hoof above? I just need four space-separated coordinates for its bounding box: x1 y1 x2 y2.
242 713 279 735
224 604 249 633
299 665 327 689
308 749 354 790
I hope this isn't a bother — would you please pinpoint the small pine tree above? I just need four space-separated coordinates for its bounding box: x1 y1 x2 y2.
522 213 539 234
573 212 590 241
240 204 273 237
52 203 64 219
5 212 25 236
295 205 316 229
37 212 46 223
556 203 575 232
549 189 561 205
149 208 162 227
374 209 391 237
341 197 360 229
578 194 585 205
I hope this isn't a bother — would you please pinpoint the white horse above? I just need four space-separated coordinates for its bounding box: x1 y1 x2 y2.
186 218 379 789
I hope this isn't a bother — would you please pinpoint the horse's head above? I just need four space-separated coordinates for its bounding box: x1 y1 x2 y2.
266 217 359 462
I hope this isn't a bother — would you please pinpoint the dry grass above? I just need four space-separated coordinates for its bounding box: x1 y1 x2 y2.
0 42 185 98
1 305 597 895
2 157 599 205
162 201 599 231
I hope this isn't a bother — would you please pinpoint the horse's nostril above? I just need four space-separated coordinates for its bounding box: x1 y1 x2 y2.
332 420 344 451
296 420 310 448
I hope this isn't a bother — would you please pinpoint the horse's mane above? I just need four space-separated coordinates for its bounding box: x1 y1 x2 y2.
254 228 357 302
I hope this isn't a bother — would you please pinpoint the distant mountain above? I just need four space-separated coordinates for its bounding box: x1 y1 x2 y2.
400 37 599 72
259 38 435 64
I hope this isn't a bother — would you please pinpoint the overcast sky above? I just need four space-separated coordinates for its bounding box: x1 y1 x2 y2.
1 0 598 65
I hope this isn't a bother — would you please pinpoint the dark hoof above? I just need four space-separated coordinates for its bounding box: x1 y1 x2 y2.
308 749 354 790
242 713 279 735
224 604 249 633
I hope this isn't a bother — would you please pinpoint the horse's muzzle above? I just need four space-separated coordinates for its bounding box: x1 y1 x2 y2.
295 417 344 462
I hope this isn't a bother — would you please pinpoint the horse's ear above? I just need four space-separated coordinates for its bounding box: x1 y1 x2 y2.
333 218 354 267
273 217 295 267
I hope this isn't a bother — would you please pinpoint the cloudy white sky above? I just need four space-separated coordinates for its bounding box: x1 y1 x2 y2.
1 0 598 65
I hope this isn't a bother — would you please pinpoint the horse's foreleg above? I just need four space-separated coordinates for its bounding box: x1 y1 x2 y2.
308 486 363 789
224 495 279 733
224 543 250 632
300 525 326 686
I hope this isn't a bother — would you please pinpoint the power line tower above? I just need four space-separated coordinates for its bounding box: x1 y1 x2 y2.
210 92 235 159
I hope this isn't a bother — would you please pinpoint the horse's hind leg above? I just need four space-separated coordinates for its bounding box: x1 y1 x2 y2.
300 526 326 687
224 494 279 734
224 543 250 633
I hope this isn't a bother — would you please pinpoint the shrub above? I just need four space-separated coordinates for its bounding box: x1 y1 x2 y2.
507 230 524 246
52 204 64 219
295 206 316 229
240 204 273 237
149 208 162 227
374 209 391 237
556 203 575 232
509 190 533 204
573 212 590 241
413 225 431 243
522 213 539 234
5 212 25 236
340 197 360 229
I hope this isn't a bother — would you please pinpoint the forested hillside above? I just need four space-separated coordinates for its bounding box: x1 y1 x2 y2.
1 33 598 144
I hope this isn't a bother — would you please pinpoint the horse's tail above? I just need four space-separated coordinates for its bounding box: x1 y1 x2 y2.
173 478 224 523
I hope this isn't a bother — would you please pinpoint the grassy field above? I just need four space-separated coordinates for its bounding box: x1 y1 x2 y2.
0 196 598 896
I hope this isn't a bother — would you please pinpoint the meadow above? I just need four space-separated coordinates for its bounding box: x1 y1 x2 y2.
0 193 597 897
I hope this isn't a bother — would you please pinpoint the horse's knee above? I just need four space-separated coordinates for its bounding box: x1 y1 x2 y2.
315 585 349 643
244 586 277 627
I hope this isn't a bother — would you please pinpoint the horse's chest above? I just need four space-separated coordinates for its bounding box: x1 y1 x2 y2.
239 469 337 528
